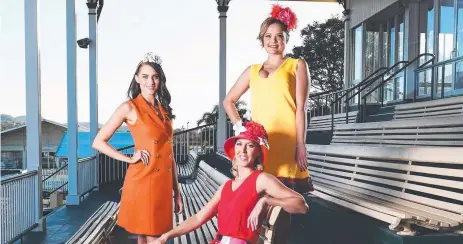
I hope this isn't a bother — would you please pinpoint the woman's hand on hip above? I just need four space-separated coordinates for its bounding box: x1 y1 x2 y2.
295 146 308 172
129 149 150 165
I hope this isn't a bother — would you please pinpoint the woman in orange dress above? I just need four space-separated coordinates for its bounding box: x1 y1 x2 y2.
92 53 183 244
223 5 313 195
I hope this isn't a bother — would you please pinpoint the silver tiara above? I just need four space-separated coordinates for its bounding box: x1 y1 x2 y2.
142 52 162 65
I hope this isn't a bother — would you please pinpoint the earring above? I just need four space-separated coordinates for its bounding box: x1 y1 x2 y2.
230 160 238 177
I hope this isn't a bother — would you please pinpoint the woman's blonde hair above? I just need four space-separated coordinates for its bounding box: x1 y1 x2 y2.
257 17 290 46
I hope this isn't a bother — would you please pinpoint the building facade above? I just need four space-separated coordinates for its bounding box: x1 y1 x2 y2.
1 120 67 169
345 0 463 103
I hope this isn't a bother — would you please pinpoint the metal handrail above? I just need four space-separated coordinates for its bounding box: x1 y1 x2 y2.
360 53 435 121
363 54 435 99
310 87 345 99
307 67 391 129
1 170 38 184
415 56 463 73
337 67 389 103
346 63 407 104
42 164 68 182
174 123 216 134
414 55 460 100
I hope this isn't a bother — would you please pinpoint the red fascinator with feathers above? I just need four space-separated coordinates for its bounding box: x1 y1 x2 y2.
270 4 297 32
224 121 269 164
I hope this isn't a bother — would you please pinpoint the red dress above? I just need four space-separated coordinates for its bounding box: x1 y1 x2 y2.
213 171 262 244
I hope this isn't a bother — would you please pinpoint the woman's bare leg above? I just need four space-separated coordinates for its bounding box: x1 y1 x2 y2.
146 235 159 244
138 235 147 244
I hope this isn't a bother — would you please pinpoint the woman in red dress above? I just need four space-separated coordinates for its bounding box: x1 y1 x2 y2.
155 121 308 244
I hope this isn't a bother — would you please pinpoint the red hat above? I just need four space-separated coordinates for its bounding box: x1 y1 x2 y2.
224 121 269 164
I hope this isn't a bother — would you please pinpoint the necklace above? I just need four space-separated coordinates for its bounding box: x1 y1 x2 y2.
149 101 164 122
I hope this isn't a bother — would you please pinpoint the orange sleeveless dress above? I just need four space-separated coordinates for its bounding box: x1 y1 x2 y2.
117 94 174 235
249 58 314 194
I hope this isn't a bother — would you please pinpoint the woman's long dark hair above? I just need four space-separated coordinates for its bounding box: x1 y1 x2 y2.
127 61 175 120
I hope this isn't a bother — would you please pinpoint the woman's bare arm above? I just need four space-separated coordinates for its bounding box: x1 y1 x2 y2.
163 184 224 239
223 66 251 124
295 59 310 146
92 102 136 163
257 173 308 214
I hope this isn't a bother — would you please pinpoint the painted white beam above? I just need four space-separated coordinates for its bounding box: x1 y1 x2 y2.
88 1 98 159
216 9 228 152
66 0 80 205
88 0 99 190
24 0 45 231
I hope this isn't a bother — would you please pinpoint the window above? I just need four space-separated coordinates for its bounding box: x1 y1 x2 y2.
389 19 396 66
419 0 435 65
353 25 363 81
365 23 381 76
1 151 23 169
439 0 455 61
456 0 463 56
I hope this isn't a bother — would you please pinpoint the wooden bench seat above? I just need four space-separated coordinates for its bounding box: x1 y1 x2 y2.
66 201 120 244
394 96 463 120
308 111 358 131
177 151 198 178
307 144 463 235
332 115 463 146
173 162 224 244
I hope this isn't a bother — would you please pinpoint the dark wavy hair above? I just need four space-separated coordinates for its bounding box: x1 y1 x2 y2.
127 62 175 120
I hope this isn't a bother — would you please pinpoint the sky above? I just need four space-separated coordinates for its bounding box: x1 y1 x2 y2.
0 0 343 130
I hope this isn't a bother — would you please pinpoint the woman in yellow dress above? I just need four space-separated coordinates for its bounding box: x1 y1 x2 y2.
223 4 313 195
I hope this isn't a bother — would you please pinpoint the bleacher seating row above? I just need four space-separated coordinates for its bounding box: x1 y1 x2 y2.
176 151 198 179
307 144 463 235
332 115 463 146
307 96 463 235
308 111 358 131
307 95 463 131
65 201 119 244
393 96 463 120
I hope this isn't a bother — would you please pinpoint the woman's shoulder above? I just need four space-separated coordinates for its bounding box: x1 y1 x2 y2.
119 100 136 112
285 57 307 74
256 172 279 185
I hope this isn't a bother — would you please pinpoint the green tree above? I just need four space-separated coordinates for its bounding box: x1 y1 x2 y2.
195 100 249 152
196 100 249 126
287 16 344 92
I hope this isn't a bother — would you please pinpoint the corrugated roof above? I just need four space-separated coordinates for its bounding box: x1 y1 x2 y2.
55 131 134 158
1 119 67 135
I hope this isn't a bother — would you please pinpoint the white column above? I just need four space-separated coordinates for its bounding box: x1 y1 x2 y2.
216 10 228 152
66 0 80 205
24 0 45 231
88 1 99 161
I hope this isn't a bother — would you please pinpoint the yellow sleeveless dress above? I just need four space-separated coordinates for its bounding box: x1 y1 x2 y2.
249 57 313 194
